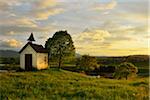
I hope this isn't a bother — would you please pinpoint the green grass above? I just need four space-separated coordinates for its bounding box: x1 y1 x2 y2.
0 69 149 100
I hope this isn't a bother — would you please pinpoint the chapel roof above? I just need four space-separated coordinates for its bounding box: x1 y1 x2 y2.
19 42 48 53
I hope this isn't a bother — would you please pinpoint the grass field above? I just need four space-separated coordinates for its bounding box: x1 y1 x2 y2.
0 68 149 100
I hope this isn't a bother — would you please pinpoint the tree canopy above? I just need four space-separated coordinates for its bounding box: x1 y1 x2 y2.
45 30 75 67
113 62 138 80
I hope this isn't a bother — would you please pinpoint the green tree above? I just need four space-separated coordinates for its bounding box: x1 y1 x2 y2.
113 62 138 80
76 55 99 72
45 30 75 69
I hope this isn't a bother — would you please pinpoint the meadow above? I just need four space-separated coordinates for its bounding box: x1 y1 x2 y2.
0 68 149 100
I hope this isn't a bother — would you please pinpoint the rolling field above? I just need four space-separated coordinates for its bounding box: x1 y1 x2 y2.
0 69 149 100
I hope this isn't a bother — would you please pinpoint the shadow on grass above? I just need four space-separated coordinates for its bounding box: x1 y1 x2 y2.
129 81 148 87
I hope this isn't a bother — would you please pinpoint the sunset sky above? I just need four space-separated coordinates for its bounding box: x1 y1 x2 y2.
0 0 149 56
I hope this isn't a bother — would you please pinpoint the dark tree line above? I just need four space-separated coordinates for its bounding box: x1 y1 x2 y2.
76 55 138 79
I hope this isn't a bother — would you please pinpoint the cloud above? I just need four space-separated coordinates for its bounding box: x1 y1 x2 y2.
0 0 148 56
73 23 148 56
0 0 64 24
37 32 50 39
0 39 22 48
101 20 148 39
29 0 64 20
0 25 54 35
14 18 37 27
0 0 21 12
144 34 150 39
0 17 37 27
32 8 64 20
6 31 15 35
33 0 58 9
73 28 112 55
112 1 148 23
74 24 146 47
110 25 148 41
92 0 117 11
99 22 148 51
118 12 148 22
0 1 9 11
74 28 111 43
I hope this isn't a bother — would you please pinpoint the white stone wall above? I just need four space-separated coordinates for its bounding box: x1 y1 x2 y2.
37 53 48 70
20 45 37 69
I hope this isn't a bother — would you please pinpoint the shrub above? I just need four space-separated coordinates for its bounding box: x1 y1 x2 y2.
76 55 99 72
113 62 138 80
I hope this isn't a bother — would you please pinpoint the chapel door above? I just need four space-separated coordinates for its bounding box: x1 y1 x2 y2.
25 54 32 71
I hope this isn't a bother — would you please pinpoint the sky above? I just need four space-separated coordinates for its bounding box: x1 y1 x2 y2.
0 0 149 56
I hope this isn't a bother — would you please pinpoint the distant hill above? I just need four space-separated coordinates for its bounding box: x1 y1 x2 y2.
96 55 149 68
126 55 149 62
0 50 19 57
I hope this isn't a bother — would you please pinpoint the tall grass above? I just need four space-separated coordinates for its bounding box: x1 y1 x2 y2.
0 69 149 100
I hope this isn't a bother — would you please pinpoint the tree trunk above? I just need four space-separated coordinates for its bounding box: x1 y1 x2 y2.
58 44 62 69
58 54 62 69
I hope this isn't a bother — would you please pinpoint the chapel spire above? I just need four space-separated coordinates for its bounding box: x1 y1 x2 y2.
27 33 35 43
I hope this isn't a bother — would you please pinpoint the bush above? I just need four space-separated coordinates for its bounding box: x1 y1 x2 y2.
76 55 99 72
113 62 138 80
